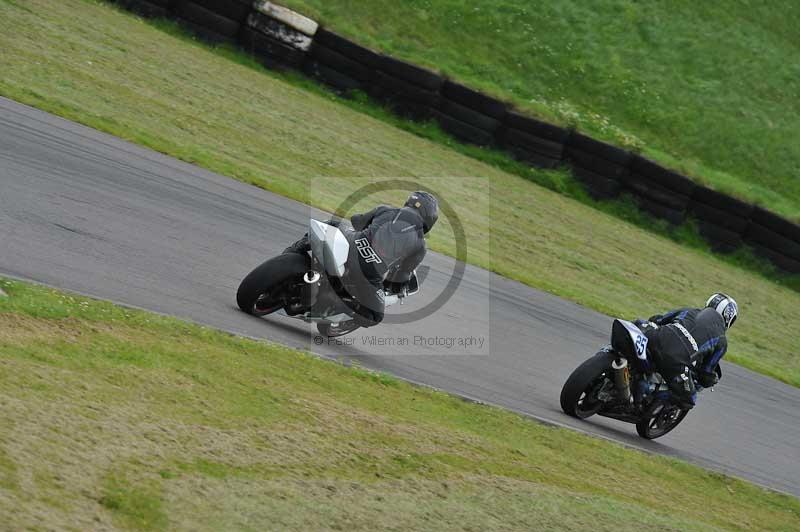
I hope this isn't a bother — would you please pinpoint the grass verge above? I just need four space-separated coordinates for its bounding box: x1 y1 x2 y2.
1 0 799 388
0 277 798 530
281 0 800 220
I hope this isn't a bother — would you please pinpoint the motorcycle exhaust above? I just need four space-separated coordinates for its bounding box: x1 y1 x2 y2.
612 358 632 403
302 270 321 308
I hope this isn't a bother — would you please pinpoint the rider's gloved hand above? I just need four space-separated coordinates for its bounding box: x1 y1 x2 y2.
698 371 719 388
633 319 658 332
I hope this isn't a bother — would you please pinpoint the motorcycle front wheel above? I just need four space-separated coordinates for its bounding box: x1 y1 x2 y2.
635 402 689 439
237 253 308 316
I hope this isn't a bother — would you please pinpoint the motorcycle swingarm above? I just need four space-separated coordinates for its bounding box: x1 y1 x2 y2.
596 409 640 424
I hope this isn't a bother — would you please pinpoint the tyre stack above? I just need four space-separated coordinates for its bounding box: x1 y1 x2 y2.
434 81 506 146
173 0 250 43
744 208 800 273
367 56 444 121
114 0 173 18
563 132 631 200
304 29 380 95
241 1 317 69
624 156 696 225
687 186 753 253
498 111 568 169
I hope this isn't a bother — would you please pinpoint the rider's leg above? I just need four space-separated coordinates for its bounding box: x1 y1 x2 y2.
658 356 696 409
349 279 385 327
649 329 696 409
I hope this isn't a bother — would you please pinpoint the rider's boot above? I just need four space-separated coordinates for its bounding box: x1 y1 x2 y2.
667 371 696 410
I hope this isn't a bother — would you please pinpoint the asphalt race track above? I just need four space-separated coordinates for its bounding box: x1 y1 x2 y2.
1 97 799 496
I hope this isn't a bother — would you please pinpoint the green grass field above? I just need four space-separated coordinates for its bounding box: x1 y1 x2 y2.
1 0 799 387
1 278 798 530
283 0 800 221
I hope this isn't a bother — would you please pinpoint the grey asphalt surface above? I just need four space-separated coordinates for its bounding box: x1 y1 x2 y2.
1 97 799 496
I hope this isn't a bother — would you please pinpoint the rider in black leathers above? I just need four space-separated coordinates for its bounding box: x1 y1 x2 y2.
284 191 438 327
636 293 738 409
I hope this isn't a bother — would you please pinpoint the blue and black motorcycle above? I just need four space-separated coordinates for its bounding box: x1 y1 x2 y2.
560 319 719 439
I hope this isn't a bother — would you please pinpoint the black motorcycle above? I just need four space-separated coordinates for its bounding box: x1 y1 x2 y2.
560 318 719 439
237 219 420 337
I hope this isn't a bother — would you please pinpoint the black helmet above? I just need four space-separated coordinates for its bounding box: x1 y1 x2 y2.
706 293 738 329
404 191 439 233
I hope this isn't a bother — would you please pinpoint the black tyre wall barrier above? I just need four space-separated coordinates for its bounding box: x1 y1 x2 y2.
111 0 175 18
625 178 690 224
253 0 319 37
687 201 750 234
439 98 501 134
698 221 744 253
625 175 691 209
747 207 800 269
434 111 495 146
745 223 800 262
569 147 628 180
504 112 570 143
380 55 444 92
498 112 567 170
247 12 312 52
569 167 622 199
567 132 631 166
692 186 755 219
441 81 507 119
435 81 507 142
313 28 382 69
499 128 565 159
637 198 686 226
174 1 241 42
309 43 372 83
109 0 800 275
189 0 250 23
629 156 697 197
368 71 440 121
303 61 362 94
241 27 306 69
241 7 313 69
497 133 562 169
366 56 443 122
564 132 631 203
748 244 800 274
687 186 754 246
306 28 381 95
115 0 171 18
751 206 800 242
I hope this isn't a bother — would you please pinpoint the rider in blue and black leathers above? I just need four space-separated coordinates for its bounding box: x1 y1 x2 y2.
637 293 738 409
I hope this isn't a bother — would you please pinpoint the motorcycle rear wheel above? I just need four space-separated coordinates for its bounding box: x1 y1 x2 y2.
636 402 688 439
560 350 616 419
237 253 308 316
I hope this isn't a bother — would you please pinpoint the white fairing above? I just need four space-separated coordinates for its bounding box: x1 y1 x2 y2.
618 319 649 361
308 219 350 277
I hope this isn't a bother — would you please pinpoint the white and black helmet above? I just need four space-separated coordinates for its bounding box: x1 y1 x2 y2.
706 293 738 329
404 191 439 234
